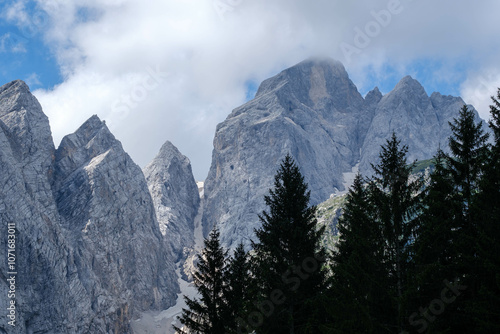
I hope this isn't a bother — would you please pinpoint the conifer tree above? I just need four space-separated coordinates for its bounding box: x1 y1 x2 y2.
370 133 423 333
447 105 489 320
250 154 327 334
225 242 253 334
173 227 229 334
488 88 500 139
411 150 460 332
447 105 490 216
329 173 389 333
472 90 500 332
445 104 489 331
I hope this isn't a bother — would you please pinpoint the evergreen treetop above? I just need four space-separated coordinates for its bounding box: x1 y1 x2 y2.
173 227 229 334
251 154 327 334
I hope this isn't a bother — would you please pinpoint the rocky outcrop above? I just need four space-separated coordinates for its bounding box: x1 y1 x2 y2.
203 58 374 249
144 141 200 261
359 76 487 175
0 80 178 333
53 115 178 329
0 80 78 333
203 58 489 250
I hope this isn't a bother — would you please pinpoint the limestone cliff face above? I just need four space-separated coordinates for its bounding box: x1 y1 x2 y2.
0 81 178 333
359 76 486 175
0 80 78 333
143 141 200 261
53 115 178 327
203 58 489 250
203 58 374 249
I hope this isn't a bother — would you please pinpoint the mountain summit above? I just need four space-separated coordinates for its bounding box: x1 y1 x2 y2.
0 81 178 333
0 58 491 332
203 58 487 250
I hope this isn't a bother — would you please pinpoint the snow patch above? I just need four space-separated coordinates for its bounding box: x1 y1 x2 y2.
132 191 206 334
131 265 199 334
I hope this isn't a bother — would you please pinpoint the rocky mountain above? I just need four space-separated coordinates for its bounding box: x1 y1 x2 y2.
0 80 74 333
203 58 488 250
143 141 200 261
359 76 478 174
0 58 492 332
0 80 179 333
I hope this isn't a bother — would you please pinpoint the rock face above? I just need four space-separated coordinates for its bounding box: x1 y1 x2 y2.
203 58 488 250
0 80 178 333
0 80 76 333
53 115 179 329
358 76 485 174
143 141 200 261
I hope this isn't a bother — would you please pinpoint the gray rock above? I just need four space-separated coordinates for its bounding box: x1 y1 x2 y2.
359 76 488 175
143 141 200 261
0 81 179 333
203 58 374 250
0 80 82 333
53 115 179 328
364 86 383 107
203 58 491 250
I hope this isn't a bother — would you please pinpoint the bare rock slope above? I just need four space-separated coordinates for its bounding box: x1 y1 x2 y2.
203 58 488 250
0 80 178 333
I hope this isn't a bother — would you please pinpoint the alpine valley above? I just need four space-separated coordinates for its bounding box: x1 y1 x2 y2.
0 58 488 333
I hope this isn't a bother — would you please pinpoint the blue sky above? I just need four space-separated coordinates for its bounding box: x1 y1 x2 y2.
0 1 61 88
1 0 500 180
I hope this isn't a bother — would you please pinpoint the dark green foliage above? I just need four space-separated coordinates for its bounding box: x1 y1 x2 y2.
250 154 327 334
489 88 500 141
411 158 436 174
172 94 500 333
443 105 490 331
411 150 461 332
447 105 490 212
329 173 389 333
471 90 500 332
328 134 423 333
370 133 424 333
225 243 253 334
173 228 229 334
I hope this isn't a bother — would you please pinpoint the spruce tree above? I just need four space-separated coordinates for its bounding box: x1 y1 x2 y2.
370 133 423 333
411 150 461 332
225 242 253 334
488 88 500 139
445 104 489 331
250 154 327 334
472 90 500 332
329 173 389 333
173 227 229 334
447 104 490 215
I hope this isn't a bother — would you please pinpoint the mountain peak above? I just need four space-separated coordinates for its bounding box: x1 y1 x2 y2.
378 75 430 111
365 86 383 105
68 114 114 146
78 114 106 132
143 140 200 259
55 114 120 180
254 57 363 111
393 75 427 95
296 57 347 71
0 79 43 118
0 79 30 95
255 58 349 97
157 140 181 157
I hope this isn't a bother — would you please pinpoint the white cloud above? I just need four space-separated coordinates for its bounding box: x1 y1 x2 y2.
24 72 41 87
461 69 500 120
28 0 500 179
